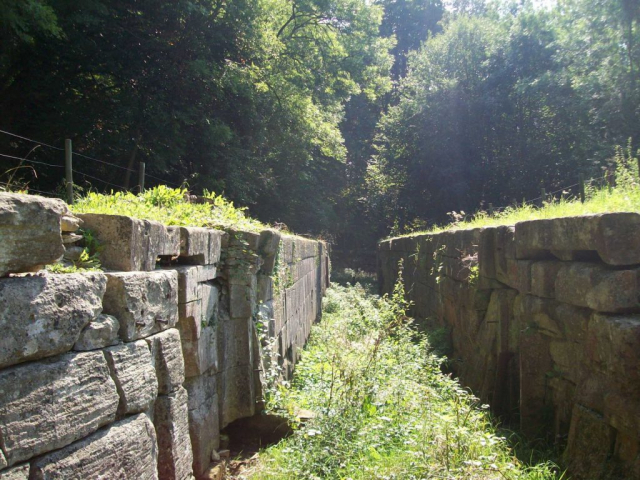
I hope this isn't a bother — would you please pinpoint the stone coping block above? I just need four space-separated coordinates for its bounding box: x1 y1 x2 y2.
78 213 180 271
0 193 67 276
30 413 158 480
515 212 640 266
0 272 106 368
103 270 178 341
104 340 158 416
556 263 640 312
179 227 224 265
0 351 119 466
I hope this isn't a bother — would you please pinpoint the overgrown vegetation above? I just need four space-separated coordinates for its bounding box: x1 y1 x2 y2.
72 186 268 232
392 143 640 238
247 280 563 479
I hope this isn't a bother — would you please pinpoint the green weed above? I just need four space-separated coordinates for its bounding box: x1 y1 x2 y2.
248 281 563 480
72 185 267 232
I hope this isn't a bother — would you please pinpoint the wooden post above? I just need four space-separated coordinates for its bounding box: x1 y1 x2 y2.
579 173 586 203
540 187 546 207
138 161 146 193
488 203 494 215
65 139 73 204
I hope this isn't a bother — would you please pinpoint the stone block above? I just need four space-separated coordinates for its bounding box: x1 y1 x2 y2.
0 351 119 465
78 213 178 271
0 272 106 368
556 263 640 312
478 227 497 279
179 227 223 265
0 193 67 276
146 329 185 394
258 230 282 273
565 404 616 478
0 464 29 480
184 372 220 477
229 283 254 319
219 364 257 429
103 270 178 341
104 340 158 416
519 330 553 436
586 314 640 393
596 212 640 265
154 387 194 480
30 414 158 480
73 314 120 351
530 261 562 298
182 323 219 378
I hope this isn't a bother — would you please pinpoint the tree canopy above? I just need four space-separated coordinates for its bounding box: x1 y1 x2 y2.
1 0 638 268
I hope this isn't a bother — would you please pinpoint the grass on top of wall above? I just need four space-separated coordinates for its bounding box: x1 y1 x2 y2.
391 145 640 239
72 185 269 233
247 278 564 480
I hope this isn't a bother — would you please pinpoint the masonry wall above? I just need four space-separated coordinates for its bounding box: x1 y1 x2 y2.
378 213 640 480
0 193 329 480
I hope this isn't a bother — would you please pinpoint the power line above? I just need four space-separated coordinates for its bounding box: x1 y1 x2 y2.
0 152 64 168
74 170 125 190
73 151 135 173
0 129 64 151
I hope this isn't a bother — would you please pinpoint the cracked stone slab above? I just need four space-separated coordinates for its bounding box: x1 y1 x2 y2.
30 413 158 480
0 351 119 466
103 271 178 341
0 272 106 368
104 340 158 416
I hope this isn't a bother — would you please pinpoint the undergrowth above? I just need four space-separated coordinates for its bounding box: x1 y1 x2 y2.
393 143 640 238
247 279 563 480
72 185 268 232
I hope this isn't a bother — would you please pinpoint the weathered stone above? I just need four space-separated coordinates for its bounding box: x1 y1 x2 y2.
154 387 194 480
104 340 158 416
229 283 254 319
182 323 219 378
478 227 497 279
0 351 119 465
586 314 640 393
31 414 158 480
103 270 178 341
62 246 84 263
78 213 179 271
515 216 597 259
555 263 640 312
0 451 6 470
146 329 185 394
595 212 640 265
184 372 220 477
0 464 29 480
179 228 224 265
565 404 616 479
73 314 120 351
60 214 82 233
258 230 282 273
530 261 562 298
0 193 67 276
519 331 554 436
0 272 106 368
61 232 83 244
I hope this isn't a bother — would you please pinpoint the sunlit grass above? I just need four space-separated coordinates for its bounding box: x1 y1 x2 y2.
247 282 563 480
72 185 269 232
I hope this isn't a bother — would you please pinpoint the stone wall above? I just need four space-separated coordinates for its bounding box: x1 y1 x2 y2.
0 193 330 480
378 213 640 479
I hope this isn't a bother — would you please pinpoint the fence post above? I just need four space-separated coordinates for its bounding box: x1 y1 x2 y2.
488 203 494 215
65 139 73 204
539 187 546 207
138 161 146 193
579 173 585 203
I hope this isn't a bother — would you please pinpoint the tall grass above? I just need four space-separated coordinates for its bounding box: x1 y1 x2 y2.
394 144 640 238
248 280 563 480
